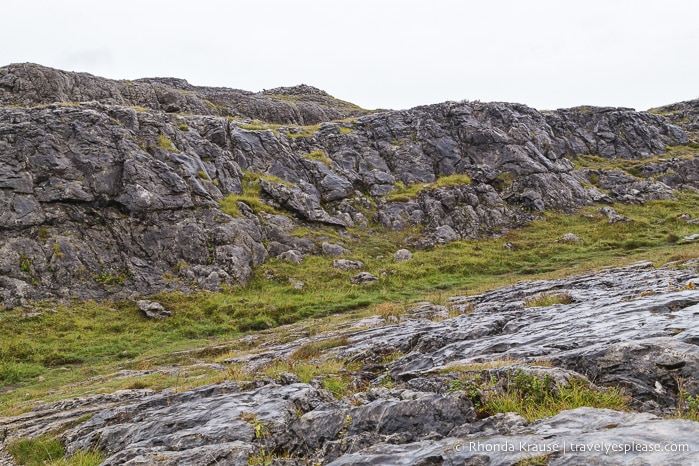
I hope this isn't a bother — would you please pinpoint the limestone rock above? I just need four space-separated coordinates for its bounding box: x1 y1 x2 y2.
1 263 698 465
278 249 304 264
333 259 365 270
322 242 350 256
598 206 632 224
0 62 694 305
433 225 460 244
559 233 583 243
393 249 413 262
350 272 379 285
136 300 171 319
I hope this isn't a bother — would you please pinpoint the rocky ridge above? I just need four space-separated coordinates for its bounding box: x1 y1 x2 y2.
1 262 699 465
1 64 697 306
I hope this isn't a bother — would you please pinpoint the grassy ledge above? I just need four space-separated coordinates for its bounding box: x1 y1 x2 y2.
386 174 472 202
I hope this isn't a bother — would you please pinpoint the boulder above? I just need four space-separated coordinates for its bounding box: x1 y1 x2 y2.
136 300 172 319
322 242 350 256
393 249 413 262
598 206 632 224
559 233 583 243
350 272 379 285
333 259 365 270
278 249 304 264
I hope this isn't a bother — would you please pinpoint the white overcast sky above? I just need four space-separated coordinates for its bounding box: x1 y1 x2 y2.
2 1 697 111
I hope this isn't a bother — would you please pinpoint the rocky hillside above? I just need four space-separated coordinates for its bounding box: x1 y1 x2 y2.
1 64 697 308
2 64 699 466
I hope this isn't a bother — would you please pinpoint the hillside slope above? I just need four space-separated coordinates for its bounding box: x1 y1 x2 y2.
1 64 696 307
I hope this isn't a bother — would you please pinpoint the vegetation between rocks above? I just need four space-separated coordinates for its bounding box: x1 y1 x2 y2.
571 143 698 178
7 436 104 466
218 172 287 217
1 192 698 417
386 173 473 202
450 370 630 422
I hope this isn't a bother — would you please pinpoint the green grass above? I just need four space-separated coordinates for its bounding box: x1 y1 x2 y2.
19 253 32 273
7 436 104 466
289 337 349 360
450 370 629 422
218 172 286 217
1 192 698 416
8 437 64 465
287 125 320 139
514 455 550 466
238 120 282 133
227 358 356 387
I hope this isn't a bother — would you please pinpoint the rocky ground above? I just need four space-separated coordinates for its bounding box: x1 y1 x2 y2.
1 262 699 465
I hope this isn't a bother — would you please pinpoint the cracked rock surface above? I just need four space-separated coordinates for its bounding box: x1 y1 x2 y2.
2 263 698 465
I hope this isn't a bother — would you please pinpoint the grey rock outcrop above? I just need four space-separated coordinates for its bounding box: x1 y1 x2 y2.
559 233 583 243
598 206 632 223
322 242 350 256
0 63 695 304
0 63 370 125
332 259 364 270
277 249 303 264
393 249 412 262
349 272 379 285
136 300 171 319
649 99 699 142
328 408 699 465
0 102 267 307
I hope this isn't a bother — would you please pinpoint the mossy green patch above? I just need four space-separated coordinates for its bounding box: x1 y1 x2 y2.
303 150 332 165
156 134 179 152
218 172 286 217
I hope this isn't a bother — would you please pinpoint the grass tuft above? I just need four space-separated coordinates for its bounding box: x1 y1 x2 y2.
303 150 332 165
156 134 179 152
218 172 284 217
289 337 350 361
8 436 64 465
524 292 574 307
450 370 629 422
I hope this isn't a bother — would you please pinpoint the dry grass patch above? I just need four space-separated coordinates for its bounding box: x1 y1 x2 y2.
374 302 405 320
289 336 350 361
524 292 574 308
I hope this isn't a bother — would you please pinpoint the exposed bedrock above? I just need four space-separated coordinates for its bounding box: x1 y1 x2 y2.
0 64 695 304
1 263 697 464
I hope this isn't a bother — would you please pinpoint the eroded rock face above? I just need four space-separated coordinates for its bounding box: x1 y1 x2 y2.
0 103 267 306
1 263 695 465
0 63 694 305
